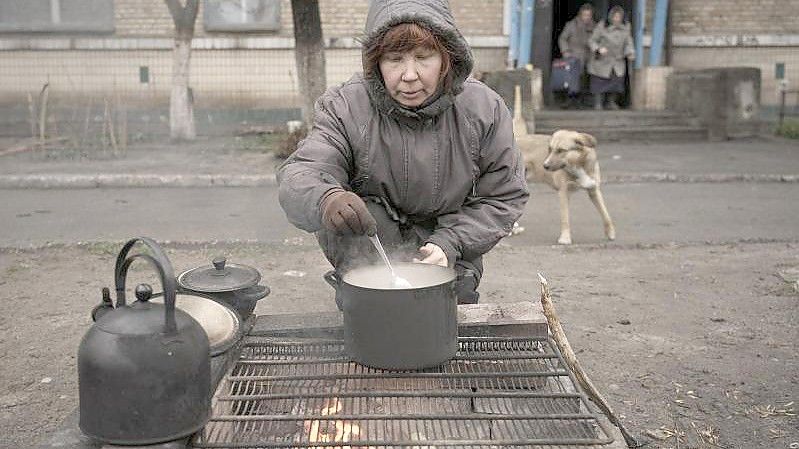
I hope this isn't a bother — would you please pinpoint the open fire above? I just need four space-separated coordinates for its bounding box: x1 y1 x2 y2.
304 398 362 448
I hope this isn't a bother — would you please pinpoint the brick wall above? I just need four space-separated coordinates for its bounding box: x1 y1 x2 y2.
639 0 799 35
112 0 503 39
114 0 175 37
671 47 798 106
0 0 507 106
670 0 799 35
5 0 796 108
634 0 799 107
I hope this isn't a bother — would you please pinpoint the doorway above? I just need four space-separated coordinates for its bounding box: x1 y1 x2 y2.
548 0 635 108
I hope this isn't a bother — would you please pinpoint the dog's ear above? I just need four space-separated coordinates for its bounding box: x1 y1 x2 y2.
577 133 597 149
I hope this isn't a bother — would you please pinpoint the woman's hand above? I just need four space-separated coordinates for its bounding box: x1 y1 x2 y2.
320 189 377 236
598 47 608 55
414 243 448 267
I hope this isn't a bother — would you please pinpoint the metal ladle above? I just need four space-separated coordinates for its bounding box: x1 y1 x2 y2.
368 234 412 288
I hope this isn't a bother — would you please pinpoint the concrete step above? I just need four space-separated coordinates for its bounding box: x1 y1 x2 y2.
534 110 701 129
534 125 709 142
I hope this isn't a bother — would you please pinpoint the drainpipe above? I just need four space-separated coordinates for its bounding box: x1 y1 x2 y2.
649 0 668 66
517 0 535 67
634 0 646 69
508 0 521 68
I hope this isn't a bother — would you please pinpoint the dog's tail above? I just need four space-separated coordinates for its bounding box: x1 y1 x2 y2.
512 84 528 136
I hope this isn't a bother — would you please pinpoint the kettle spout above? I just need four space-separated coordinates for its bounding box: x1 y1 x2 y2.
91 287 114 321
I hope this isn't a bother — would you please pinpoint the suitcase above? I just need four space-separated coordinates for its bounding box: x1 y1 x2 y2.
550 57 583 94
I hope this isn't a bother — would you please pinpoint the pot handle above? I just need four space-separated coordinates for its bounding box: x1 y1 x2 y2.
113 237 178 333
323 271 341 289
237 284 271 302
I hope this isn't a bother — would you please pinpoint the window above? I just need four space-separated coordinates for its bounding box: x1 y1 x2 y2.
0 0 114 33
204 0 281 32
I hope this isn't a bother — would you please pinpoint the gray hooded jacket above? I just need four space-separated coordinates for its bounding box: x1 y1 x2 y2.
277 0 529 264
587 21 635 78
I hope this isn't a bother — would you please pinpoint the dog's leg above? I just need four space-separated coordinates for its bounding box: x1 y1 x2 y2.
557 186 572 245
587 187 616 241
564 165 596 190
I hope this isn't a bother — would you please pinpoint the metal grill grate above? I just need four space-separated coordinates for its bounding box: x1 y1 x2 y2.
194 337 615 448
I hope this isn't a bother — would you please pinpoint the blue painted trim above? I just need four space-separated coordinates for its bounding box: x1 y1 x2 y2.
518 0 535 67
634 0 646 69
508 0 521 67
649 0 668 66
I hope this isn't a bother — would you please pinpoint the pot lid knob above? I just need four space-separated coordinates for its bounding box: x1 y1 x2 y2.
212 257 226 272
135 283 153 302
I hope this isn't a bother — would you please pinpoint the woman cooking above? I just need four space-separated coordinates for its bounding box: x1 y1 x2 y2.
587 5 635 110
277 0 529 305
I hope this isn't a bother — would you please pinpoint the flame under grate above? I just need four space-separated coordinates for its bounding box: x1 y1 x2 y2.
194 337 615 448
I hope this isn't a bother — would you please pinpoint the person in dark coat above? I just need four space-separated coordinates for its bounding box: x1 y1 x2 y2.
557 3 595 108
276 0 530 305
587 5 635 110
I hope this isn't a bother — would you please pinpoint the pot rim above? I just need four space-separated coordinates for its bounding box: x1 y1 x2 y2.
341 262 456 291
151 293 241 356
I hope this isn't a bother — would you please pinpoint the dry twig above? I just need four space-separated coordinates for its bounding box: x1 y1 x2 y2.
27 92 36 138
750 403 796 418
38 83 50 142
537 273 642 448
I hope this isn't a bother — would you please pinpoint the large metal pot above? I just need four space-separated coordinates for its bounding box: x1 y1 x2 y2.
327 262 457 370
78 237 211 445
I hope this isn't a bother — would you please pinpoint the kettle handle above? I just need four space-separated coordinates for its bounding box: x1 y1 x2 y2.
114 237 178 333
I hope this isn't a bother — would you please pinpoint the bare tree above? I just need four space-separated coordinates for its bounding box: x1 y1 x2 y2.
291 0 327 129
165 0 199 141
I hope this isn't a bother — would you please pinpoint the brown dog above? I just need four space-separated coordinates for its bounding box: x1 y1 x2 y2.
512 89 615 244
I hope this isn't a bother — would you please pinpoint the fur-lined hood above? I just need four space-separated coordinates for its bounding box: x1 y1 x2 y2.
362 0 474 120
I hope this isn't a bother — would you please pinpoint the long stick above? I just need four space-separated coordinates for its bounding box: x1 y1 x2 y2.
537 273 642 448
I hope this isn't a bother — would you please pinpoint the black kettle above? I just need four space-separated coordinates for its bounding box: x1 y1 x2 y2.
78 237 211 445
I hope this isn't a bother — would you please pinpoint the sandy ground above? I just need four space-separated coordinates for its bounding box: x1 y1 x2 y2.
1 238 797 448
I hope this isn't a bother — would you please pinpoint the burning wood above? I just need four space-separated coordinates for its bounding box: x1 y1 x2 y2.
303 398 362 449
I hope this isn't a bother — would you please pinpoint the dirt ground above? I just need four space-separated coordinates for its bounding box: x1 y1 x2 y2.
1 239 797 449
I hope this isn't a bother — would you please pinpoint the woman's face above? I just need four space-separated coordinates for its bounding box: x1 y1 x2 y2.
379 46 443 108
611 11 623 25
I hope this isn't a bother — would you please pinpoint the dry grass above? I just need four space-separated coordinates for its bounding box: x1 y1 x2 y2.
748 402 796 418
275 126 307 159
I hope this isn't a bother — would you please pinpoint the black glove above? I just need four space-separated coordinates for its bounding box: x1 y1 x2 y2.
320 189 377 236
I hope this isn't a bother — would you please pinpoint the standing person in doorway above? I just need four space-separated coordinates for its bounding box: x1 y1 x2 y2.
587 5 635 110
557 3 596 108
276 0 529 306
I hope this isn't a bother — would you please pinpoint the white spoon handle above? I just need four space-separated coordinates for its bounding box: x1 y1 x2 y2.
368 234 412 288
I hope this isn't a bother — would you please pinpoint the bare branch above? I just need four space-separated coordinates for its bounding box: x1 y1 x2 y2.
538 273 643 448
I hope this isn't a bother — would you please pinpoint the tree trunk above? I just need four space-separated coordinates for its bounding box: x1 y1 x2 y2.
291 0 327 129
170 37 196 140
165 0 198 141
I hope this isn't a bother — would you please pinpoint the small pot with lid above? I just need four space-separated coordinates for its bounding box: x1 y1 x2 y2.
177 256 270 318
